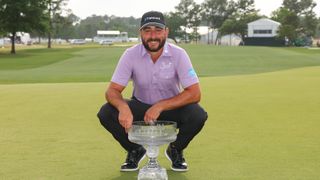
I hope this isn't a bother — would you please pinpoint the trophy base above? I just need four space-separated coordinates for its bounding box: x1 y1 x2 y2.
138 166 168 180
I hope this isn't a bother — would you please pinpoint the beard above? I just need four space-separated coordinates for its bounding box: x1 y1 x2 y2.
142 37 166 52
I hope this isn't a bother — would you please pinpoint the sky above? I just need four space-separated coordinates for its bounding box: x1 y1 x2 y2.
67 0 320 19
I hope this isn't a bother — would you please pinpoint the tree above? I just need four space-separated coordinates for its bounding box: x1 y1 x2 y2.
46 0 68 48
188 3 202 43
219 18 238 35
201 0 230 29
201 0 236 44
220 12 260 40
315 19 320 38
282 0 300 14
271 8 299 41
0 19 4 35
272 0 318 45
283 0 317 36
298 11 317 37
175 0 198 42
164 12 184 43
72 15 140 39
283 0 316 15
237 0 257 15
74 15 108 38
219 0 260 41
107 16 140 37
0 0 48 54
52 12 79 41
297 0 317 37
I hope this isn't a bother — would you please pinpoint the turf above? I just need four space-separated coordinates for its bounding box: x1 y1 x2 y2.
1 45 320 179
0 48 82 70
1 66 320 179
0 45 320 84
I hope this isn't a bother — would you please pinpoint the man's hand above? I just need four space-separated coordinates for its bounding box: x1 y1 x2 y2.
118 105 133 133
144 103 163 123
106 82 133 133
143 83 201 124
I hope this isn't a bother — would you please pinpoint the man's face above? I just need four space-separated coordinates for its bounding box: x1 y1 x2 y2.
140 26 168 52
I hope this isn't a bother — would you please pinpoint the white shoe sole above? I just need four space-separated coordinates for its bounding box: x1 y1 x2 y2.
120 167 139 172
120 154 146 172
165 149 188 172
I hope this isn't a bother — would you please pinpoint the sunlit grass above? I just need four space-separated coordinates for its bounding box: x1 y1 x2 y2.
1 67 319 179
1 45 320 179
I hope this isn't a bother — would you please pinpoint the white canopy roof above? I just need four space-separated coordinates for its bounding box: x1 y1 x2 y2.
248 18 281 26
97 31 120 35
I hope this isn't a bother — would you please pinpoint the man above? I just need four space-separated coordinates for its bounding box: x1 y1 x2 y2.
97 11 208 172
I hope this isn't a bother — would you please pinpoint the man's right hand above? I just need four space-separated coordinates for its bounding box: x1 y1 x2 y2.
118 105 133 133
105 82 133 133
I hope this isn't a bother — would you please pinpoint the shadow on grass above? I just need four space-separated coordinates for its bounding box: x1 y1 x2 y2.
109 171 137 180
168 170 188 180
106 170 188 180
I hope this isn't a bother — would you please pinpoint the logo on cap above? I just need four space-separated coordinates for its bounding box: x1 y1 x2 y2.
145 17 161 21
140 11 166 30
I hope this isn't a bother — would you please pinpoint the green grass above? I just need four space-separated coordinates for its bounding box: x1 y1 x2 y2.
0 48 81 70
184 46 320 77
1 45 320 179
0 45 319 84
0 67 319 179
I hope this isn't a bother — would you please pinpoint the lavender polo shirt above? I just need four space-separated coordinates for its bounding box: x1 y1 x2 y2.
111 42 199 105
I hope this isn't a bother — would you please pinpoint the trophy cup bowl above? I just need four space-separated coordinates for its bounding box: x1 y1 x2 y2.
128 121 177 180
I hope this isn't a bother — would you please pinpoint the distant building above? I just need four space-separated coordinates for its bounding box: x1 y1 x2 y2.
247 18 280 38
245 18 284 46
94 30 128 43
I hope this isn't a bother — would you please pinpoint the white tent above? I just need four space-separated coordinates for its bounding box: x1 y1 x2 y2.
185 26 218 44
220 34 242 46
97 30 120 36
0 38 4 47
16 32 31 44
247 18 281 38
94 30 128 43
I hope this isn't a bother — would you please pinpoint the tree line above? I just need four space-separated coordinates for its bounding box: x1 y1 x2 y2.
0 0 68 53
1 0 320 54
168 0 319 46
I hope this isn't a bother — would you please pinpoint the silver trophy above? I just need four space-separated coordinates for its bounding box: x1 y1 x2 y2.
128 121 177 180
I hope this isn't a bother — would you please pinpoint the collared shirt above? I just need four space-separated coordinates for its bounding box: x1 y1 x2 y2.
111 42 199 104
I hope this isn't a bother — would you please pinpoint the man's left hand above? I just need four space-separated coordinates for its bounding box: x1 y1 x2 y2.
144 104 163 123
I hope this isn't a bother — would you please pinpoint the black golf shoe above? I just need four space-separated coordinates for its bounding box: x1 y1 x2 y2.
120 146 146 171
165 144 188 172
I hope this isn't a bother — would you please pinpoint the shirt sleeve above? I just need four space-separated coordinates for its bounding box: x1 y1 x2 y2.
176 49 199 88
111 50 132 86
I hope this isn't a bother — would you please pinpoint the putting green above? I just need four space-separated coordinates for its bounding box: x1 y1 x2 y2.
1 66 319 179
